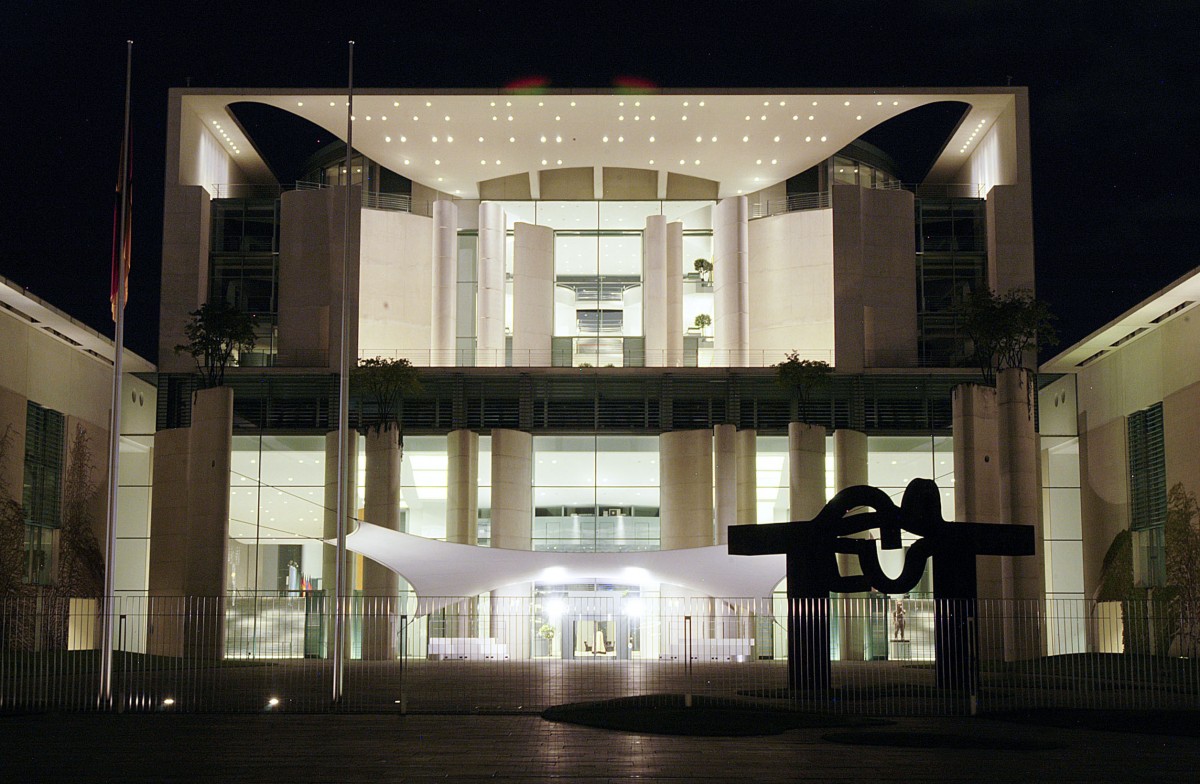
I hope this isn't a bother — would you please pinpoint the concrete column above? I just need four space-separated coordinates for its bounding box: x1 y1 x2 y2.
322 425 357 660
490 429 533 550
512 223 554 366
736 428 757 528
952 383 1005 661
446 429 479 544
997 367 1046 659
477 202 506 366
659 430 714 550
643 215 668 366
666 221 684 367
713 424 736 544
147 387 232 659
713 196 749 366
430 200 458 367
833 428 869 661
789 422 827 521
361 424 402 659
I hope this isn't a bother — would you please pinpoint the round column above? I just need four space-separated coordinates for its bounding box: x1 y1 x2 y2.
477 203 506 366
431 200 458 366
659 430 714 550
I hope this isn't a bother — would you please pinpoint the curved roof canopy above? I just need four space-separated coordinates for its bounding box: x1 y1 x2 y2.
180 88 1020 198
346 522 785 603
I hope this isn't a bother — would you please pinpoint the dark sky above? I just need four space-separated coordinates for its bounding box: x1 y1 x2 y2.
5 1 1197 363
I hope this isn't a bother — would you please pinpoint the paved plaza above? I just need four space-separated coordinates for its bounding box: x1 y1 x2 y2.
3 711 1198 783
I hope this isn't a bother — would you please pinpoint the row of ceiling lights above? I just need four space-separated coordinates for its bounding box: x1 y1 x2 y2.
210 119 240 155
960 117 989 154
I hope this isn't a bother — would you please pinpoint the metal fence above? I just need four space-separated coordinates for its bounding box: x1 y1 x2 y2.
2 595 1196 715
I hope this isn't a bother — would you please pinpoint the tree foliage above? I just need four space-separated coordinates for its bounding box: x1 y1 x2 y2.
693 258 713 283
351 357 421 438
774 352 831 423
0 424 26 597
57 425 105 598
174 301 258 388
1165 483 1200 656
957 287 1057 385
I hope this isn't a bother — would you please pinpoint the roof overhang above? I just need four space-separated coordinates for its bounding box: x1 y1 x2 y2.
1040 266 1200 373
179 88 1022 198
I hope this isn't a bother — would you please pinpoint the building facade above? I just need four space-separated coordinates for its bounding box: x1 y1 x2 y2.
148 87 1053 661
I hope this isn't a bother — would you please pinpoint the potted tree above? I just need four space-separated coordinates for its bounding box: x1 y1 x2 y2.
174 300 258 388
774 352 831 424
693 258 713 285
693 313 712 337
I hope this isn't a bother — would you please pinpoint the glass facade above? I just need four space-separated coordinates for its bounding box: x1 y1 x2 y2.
915 197 987 367
209 198 281 363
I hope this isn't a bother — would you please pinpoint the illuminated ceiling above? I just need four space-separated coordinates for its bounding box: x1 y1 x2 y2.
182 88 1020 199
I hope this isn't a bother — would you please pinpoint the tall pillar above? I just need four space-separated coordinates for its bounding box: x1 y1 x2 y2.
789 422 827 520
477 203 506 366
489 429 533 657
997 367 1046 659
659 430 714 550
446 429 479 545
736 428 757 528
713 196 749 366
713 424 736 544
490 429 533 549
361 424 402 660
430 200 458 367
952 383 1005 662
512 223 554 366
147 386 232 659
666 222 684 367
322 425 357 659
643 215 668 366
833 428 869 661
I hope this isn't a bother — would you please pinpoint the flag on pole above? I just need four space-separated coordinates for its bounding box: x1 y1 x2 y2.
110 130 131 320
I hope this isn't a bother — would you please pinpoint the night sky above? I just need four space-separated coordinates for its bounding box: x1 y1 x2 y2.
5 1 1197 363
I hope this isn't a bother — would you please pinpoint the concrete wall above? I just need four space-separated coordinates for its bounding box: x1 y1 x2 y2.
158 185 211 372
832 185 917 371
713 196 749 366
278 187 361 370
747 207 835 363
603 167 657 200
358 207 433 359
512 223 555 367
489 429 533 550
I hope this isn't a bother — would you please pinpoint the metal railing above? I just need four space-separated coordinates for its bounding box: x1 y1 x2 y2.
3 595 1197 715
358 347 835 369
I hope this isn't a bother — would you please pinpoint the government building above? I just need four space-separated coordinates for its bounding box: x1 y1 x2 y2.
9 86 1193 670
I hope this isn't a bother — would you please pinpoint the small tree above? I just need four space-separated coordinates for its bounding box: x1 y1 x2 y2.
775 352 831 423
0 424 26 598
175 301 258 388
1165 483 1200 656
957 287 1057 385
351 357 421 443
693 258 713 284
57 425 104 598
693 313 712 335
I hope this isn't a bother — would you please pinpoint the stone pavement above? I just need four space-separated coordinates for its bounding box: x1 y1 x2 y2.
3 712 1199 783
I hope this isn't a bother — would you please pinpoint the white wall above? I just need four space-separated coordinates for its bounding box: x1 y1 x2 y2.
358 208 434 359
747 207 835 363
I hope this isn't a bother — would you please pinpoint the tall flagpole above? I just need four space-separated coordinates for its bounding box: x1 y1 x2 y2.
100 39 133 708
331 39 355 706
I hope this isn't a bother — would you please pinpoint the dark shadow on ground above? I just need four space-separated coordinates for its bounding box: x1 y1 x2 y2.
822 729 1062 750
983 708 1200 738
542 694 891 736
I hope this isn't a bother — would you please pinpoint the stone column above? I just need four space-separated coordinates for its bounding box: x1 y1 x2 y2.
789 422 826 520
736 428 757 528
477 202 506 366
446 429 479 545
952 383 1005 661
997 367 1046 659
430 200 458 367
147 387 232 659
659 430 714 550
361 424 402 660
713 196 749 366
512 223 554 366
490 429 533 550
643 215 668 366
713 424 736 545
833 428 869 661
322 425 357 660
666 222 684 367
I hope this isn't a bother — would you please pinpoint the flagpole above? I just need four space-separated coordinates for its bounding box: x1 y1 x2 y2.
331 39 354 706
100 39 133 708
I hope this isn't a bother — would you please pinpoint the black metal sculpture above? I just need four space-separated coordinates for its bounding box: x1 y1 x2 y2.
728 478 1034 691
